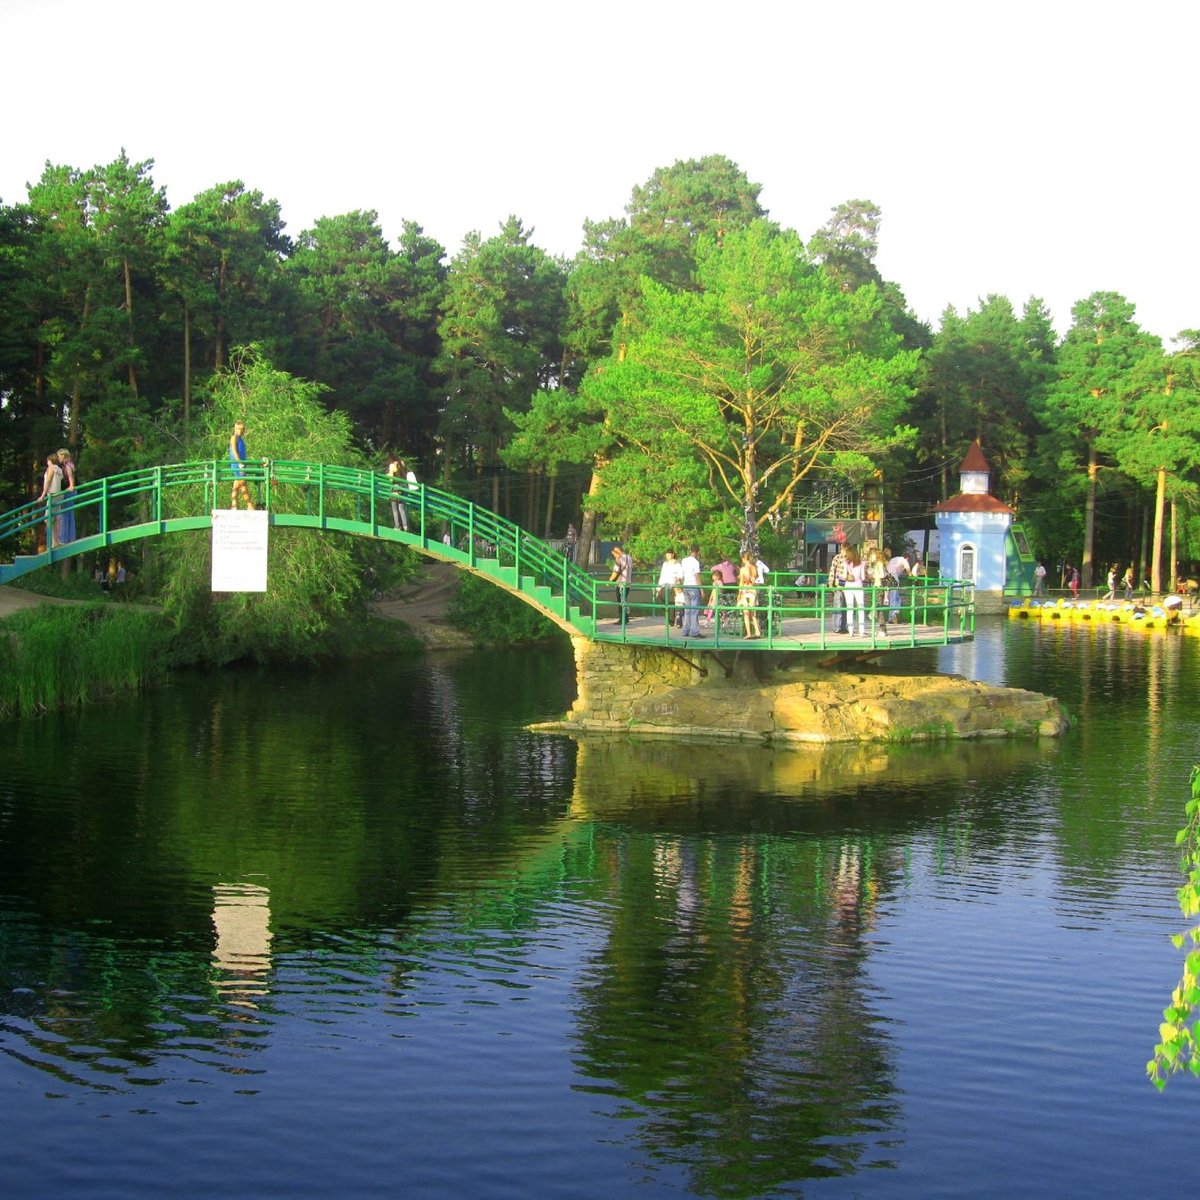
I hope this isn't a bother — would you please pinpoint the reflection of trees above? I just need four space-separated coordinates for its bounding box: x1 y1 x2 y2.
0 649 580 1091
3 618 1187 1190
562 735 1078 1195
572 817 898 1194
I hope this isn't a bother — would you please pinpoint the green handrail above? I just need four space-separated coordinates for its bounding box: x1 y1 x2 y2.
0 459 974 652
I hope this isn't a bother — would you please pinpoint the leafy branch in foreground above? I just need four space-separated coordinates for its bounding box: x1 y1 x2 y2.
1148 765 1200 1089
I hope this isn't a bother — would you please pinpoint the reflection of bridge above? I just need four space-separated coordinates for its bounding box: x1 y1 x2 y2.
1 460 973 653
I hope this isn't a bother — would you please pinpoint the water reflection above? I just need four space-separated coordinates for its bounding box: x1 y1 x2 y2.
212 883 272 1008
0 628 1197 1197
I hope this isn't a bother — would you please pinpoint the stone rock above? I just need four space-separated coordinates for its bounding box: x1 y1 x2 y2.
543 637 1070 745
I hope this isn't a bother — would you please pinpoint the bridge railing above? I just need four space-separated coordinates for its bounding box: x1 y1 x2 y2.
592 573 974 649
1 462 973 648
0 460 605 624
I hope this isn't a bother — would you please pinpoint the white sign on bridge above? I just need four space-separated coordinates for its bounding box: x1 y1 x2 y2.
211 509 269 592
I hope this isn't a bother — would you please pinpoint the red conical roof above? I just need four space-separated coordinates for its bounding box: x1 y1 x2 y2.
960 440 990 473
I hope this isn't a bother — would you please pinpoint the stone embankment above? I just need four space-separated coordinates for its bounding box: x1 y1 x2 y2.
533 638 1068 744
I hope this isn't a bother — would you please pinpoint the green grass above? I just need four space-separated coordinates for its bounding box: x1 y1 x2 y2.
0 605 174 717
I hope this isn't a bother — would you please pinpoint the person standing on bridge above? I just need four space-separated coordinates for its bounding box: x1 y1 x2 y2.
842 547 866 636
827 544 850 634
56 448 77 544
680 546 704 638
36 452 63 549
228 420 255 510
737 553 762 639
386 454 409 531
608 545 633 625
885 547 909 622
655 549 684 628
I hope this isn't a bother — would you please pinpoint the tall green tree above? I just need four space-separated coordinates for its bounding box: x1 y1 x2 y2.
566 155 768 374
282 211 445 453
162 182 292 403
1037 292 1161 587
85 151 169 401
1110 334 1200 591
917 295 1051 506
0 198 53 507
435 217 566 514
570 221 919 557
556 158 768 563
808 199 930 353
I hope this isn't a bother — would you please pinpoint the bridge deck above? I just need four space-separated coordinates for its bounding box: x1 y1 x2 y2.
589 609 969 653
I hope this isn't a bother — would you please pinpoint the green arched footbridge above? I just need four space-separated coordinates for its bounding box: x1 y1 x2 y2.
1 459 974 653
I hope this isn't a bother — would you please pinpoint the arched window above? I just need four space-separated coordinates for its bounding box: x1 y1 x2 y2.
959 543 976 583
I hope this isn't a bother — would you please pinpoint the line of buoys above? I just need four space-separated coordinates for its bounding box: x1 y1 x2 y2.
1006 597 1194 633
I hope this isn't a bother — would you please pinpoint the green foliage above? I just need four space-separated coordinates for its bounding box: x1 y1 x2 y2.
9 568 108 602
5 148 1200 583
1147 766 1200 1088
916 295 1051 502
1035 293 1162 584
582 221 919 553
153 346 418 664
0 605 173 716
281 212 446 454
447 571 559 645
435 217 568 496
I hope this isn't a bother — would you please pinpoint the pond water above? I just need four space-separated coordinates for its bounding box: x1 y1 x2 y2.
1 618 1197 1197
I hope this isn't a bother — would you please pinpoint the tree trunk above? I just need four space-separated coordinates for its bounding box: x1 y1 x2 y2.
577 464 604 571
939 403 949 501
183 303 192 425
1170 498 1178 590
1138 504 1150 586
741 403 759 556
1151 465 1166 595
215 254 227 370
70 381 82 449
543 470 557 540
1082 445 1097 589
123 255 139 398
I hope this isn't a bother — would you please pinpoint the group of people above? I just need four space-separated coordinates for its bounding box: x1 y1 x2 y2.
826 544 917 636
635 548 772 639
1102 564 1137 602
36 447 77 548
611 543 918 640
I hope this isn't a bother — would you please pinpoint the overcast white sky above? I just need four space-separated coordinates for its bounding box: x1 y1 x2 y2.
2 0 1195 343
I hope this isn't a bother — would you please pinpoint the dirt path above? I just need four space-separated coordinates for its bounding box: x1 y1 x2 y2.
0 586 85 618
370 561 472 649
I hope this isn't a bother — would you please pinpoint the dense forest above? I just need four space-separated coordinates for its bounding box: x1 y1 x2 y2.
2 150 1198 593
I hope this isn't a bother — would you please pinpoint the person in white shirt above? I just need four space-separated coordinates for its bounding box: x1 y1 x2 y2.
842 547 866 635
655 550 684 627
680 546 704 637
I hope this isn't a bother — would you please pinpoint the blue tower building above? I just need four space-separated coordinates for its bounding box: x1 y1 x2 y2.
932 441 1017 614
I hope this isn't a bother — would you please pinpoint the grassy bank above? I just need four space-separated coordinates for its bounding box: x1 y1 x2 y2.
0 602 422 719
0 605 175 717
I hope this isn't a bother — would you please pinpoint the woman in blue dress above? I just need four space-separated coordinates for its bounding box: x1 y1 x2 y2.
228 420 255 509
